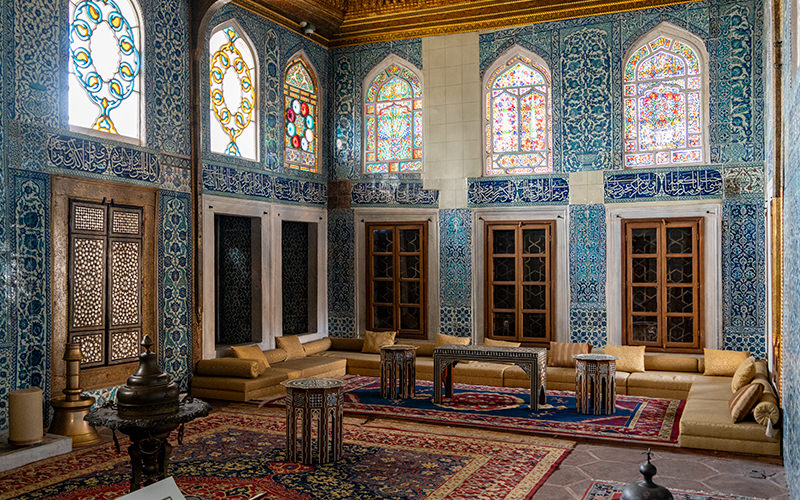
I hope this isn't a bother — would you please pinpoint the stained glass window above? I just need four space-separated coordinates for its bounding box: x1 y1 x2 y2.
364 63 423 173
484 53 552 175
68 0 142 140
209 24 257 160
623 31 706 167
284 56 318 172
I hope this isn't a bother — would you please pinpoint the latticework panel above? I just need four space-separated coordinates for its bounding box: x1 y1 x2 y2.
109 329 140 362
71 237 106 329
73 204 105 232
111 209 140 235
74 332 105 366
110 240 141 326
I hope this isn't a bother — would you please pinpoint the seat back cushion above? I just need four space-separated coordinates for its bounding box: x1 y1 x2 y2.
399 339 435 356
362 330 397 353
435 333 471 347
230 344 270 371
484 338 521 347
548 341 591 368
704 348 750 376
730 356 756 392
604 345 645 373
264 348 288 364
644 355 698 373
276 335 306 360
330 338 364 352
303 338 332 356
196 358 263 378
729 383 764 423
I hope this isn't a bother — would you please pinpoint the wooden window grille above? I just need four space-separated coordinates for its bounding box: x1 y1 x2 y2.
485 221 555 345
366 222 427 339
68 199 144 367
622 218 704 352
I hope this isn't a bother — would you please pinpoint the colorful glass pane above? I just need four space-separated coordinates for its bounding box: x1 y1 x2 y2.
485 54 552 175
209 25 256 159
69 0 142 139
364 62 423 173
623 31 704 168
284 57 318 172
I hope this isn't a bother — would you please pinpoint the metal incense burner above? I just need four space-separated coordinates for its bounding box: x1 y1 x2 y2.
621 449 674 500
116 335 180 418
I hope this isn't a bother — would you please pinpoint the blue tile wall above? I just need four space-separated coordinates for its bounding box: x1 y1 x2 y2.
330 39 422 181
327 209 355 337
569 205 607 345
282 220 310 335
479 0 764 171
216 215 255 345
780 0 799 492
0 0 194 429
202 162 326 205
351 181 438 207
439 209 472 337
467 175 569 207
158 191 192 391
721 200 766 358
604 167 724 202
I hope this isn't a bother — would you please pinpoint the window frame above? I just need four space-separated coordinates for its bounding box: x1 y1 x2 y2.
283 51 321 173
365 221 429 339
484 220 555 346
621 217 704 352
208 20 259 161
362 55 424 174
622 23 710 169
67 0 144 144
481 46 553 176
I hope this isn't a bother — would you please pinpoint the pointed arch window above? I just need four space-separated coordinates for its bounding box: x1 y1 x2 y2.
209 23 258 160
364 62 423 174
68 0 143 141
623 28 708 168
284 56 319 172
483 51 552 176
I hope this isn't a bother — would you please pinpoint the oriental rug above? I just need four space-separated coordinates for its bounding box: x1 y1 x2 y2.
0 409 572 500
581 480 767 500
260 375 685 445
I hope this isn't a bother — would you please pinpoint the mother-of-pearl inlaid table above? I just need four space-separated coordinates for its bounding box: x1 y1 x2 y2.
281 377 345 465
380 344 418 399
433 345 548 411
573 353 618 415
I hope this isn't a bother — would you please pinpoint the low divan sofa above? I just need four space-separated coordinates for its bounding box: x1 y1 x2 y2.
190 337 781 456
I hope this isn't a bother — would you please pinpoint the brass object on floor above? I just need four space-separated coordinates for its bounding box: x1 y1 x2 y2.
116 335 179 418
49 342 102 447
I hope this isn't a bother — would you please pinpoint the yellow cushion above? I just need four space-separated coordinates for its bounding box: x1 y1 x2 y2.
329 338 364 352
547 341 591 368
230 344 270 371
730 356 756 392
729 383 763 423
276 335 306 360
195 358 264 378
303 338 332 356
704 348 750 376
361 330 396 353
604 345 645 373
435 333 471 347
644 355 698 372
753 400 780 426
264 348 288 364
483 338 521 347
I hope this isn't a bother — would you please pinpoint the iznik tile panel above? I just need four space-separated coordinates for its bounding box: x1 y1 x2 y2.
351 181 438 207
604 168 723 202
467 176 569 206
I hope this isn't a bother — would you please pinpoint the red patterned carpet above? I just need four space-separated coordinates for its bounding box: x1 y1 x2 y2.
0 409 572 500
260 375 685 445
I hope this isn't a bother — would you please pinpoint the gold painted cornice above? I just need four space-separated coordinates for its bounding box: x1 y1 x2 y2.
233 0 703 47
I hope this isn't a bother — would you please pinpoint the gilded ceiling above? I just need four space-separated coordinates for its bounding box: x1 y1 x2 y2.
232 0 702 46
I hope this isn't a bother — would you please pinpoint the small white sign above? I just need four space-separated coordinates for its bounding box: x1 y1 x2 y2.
114 477 186 500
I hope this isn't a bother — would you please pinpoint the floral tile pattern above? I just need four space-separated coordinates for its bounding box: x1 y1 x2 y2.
439 209 472 337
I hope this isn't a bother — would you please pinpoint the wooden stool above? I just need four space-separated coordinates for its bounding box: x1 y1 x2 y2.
380 344 418 399
573 354 617 415
281 378 345 465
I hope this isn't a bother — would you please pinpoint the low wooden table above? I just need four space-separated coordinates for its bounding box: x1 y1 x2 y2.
433 345 547 411
380 344 418 399
281 378 345 465
573 354 618 415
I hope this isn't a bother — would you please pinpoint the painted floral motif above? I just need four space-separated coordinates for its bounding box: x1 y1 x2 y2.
364 63 423 174
485 55 552 175
623 31 704 168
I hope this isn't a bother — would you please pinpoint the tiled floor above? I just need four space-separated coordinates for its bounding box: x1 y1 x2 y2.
531 442 788 500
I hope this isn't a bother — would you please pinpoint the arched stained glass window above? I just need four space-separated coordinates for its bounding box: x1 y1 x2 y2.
209 23 257 160
483 51 552 175
284 56 318 172
623 28 707 168
364 62 423 174
68 0 142 140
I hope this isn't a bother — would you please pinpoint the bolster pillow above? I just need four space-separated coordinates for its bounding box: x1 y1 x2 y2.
196 358 264 379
